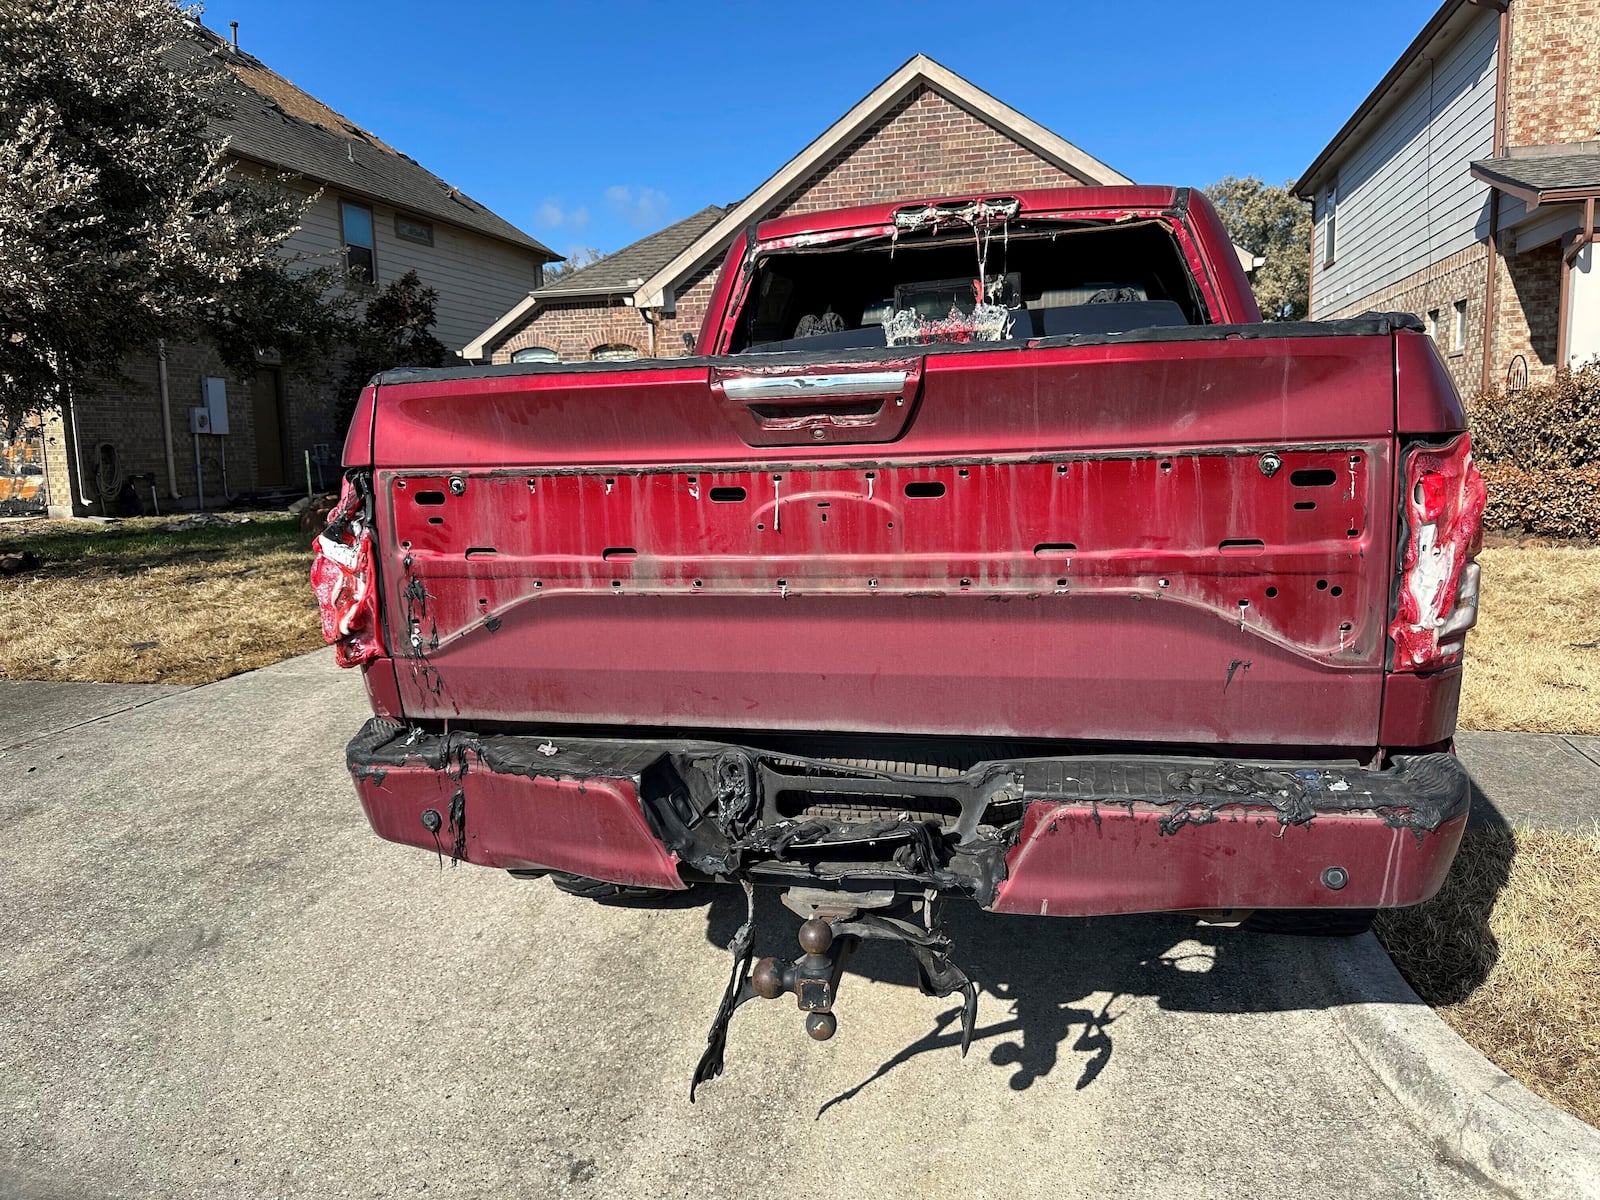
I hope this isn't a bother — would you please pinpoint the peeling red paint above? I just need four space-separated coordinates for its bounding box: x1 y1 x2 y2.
1389 434 1487 671
311 477 382 668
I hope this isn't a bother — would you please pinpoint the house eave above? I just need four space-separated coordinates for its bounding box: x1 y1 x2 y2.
1470 163 1600 211
227 149 560 262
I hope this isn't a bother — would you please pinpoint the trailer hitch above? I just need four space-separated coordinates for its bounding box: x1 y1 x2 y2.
690 886 979 1101
750 913 860 1042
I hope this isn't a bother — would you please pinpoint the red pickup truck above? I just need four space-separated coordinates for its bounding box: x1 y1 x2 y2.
315 185 1485 1094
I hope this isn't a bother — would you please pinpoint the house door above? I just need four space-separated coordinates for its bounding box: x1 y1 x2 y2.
252 367 289 487
1569 242 1600 367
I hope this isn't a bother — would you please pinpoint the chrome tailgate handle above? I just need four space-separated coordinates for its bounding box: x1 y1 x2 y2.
710 359 923 446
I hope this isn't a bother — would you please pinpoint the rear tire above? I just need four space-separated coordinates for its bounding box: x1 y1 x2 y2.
1242 908 1376 937
548 871 681 904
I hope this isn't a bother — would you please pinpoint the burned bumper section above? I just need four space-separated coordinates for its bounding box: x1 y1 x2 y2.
346 718 1469 915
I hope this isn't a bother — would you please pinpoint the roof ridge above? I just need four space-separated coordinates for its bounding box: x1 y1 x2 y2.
183 17 555 259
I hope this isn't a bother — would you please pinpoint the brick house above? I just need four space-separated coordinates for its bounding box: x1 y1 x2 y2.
463 55 1133 365
29 20 557 516
1295 0 1600 398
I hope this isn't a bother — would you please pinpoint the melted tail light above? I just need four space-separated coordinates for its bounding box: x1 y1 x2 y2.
311 475 382 668
1390 435 1487 671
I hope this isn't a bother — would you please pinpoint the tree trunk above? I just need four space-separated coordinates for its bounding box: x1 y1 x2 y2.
55 375 93 517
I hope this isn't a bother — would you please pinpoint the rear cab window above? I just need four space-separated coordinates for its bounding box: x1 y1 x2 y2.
727 197 1214 355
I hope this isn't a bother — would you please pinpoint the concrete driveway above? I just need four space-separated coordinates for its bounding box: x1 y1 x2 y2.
1 652 1499 1199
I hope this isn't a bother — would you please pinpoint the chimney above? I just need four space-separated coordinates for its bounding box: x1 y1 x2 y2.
229 21 239 49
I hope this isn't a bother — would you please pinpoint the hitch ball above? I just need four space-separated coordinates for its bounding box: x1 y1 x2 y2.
797 917 833 956
752 957 785 1000
805 1011 837 1041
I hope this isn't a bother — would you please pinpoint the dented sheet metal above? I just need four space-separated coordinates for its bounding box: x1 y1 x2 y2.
360 318 1416 744
375 441 1391 744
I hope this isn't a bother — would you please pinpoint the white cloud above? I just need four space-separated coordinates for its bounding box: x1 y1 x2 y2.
533 199 589 231
605 185 670 228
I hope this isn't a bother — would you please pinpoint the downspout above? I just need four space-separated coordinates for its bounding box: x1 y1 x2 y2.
1484 188 1500 393
1306 199 1316 318
1481 0 1512 394
1557 195 1597 368
37 416 52 512
641 305 660 358
157 339 179 499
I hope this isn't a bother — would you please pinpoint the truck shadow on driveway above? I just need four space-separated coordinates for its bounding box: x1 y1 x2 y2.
685 831 1509 1114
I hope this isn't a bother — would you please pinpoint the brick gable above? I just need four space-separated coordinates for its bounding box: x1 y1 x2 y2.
775 85 1083 219
500 298 653 363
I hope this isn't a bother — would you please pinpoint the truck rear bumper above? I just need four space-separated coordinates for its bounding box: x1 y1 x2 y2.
988 804 1463 915
347 719 1468 916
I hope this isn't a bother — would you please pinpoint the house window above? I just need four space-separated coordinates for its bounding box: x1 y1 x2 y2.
394 214 434 246
341 200 376 284
1427 309 1440 342
1323 182 1338 265
1452 299 1468 354
511 347 558 364
590 344 638 362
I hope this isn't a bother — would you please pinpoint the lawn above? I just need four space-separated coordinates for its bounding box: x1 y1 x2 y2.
1377 825 1600 1128
1459 545 1600 735
0 515 324 685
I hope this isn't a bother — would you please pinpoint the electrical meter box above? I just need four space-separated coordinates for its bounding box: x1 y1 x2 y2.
201 376 229 435
189 406 211 434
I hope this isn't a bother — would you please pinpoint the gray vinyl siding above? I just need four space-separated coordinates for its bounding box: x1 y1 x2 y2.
1310 10 1498 318
280 188 543 355
280 188 344 272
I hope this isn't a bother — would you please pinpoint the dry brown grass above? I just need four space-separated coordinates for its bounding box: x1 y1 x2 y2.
1377 827 1600 1128
1459 546 1600 735
0 516 323 685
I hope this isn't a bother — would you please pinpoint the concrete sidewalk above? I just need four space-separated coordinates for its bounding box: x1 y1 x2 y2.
1456 730 1600 834
0 679 192 752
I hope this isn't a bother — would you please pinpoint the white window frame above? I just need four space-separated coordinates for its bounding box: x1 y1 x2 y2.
340 199 377 285
1323 181 1338 266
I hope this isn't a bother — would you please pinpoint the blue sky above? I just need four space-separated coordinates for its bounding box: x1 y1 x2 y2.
213 0 1440 261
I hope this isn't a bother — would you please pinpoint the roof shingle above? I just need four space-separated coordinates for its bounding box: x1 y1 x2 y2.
173 23 556 260
1472 149 1600 198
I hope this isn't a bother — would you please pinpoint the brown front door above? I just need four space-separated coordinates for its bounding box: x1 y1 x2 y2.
252 367 288 487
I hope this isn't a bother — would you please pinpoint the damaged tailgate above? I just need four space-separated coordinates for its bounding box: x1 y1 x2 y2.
367 326 1400 746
